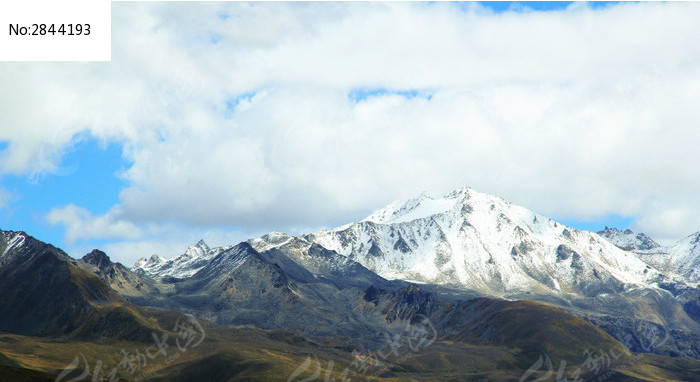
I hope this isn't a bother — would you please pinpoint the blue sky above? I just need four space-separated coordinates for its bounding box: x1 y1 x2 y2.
477 2 620 12
2 1 700 264
479 1 574 12
1 139 124 248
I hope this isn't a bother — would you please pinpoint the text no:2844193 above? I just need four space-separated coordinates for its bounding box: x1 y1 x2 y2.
9 24 90 36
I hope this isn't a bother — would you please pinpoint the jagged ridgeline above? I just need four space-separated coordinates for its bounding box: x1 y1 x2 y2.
1 185 699 381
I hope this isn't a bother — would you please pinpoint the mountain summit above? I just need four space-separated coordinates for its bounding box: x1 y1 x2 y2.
305 186 659 298
133 239 226 279
597 227 661 252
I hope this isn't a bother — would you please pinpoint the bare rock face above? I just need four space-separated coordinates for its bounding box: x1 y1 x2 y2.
0 230 159 341
75 249 160 299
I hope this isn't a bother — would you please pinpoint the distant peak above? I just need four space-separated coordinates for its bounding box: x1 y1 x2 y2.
597 227 660 251
261 231 291 240
82 249 111 267
251 232 292 250
134 254 165 268
230 240 256 255
186 239 210 255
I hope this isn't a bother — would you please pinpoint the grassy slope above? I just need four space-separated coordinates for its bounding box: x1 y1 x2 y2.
1 325 699 382
0 365 55 382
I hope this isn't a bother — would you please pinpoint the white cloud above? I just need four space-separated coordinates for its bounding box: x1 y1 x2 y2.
635 208 694 244
46 205 141 243
3 2 700 263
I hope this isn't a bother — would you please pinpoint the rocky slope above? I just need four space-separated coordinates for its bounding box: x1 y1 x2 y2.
0 230 163 341
134 241 409 344
74 249 159 298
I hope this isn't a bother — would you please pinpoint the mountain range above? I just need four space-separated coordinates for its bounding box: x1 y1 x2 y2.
134 186 699 354
1 185 699 381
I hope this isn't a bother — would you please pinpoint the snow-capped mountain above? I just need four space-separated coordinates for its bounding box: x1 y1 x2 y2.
666 232 700 283
249 232 400 290
303 186 662 297
131 185 696 299
597 228 699 284
134 231 399 292
132 254 167 275
597 227 662 252
133 239 233 278
249 232 360 277
634 232 699 284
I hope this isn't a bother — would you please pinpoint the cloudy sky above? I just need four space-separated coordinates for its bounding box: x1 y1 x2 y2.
2 1 700 265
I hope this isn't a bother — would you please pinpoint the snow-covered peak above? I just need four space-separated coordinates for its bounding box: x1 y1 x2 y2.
666 232 700 283
362 186 485 225
361 186 547 233
132 240 221 279
597 227 661 252
363 191 437 224
184 239 210 258
133 254 167 272
310 185 662 297
248 232 293 252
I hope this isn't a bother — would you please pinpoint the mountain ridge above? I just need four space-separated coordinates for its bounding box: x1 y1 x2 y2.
0 230 165 342
2 214 700 381
125 185 700 359
132 186 697 293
